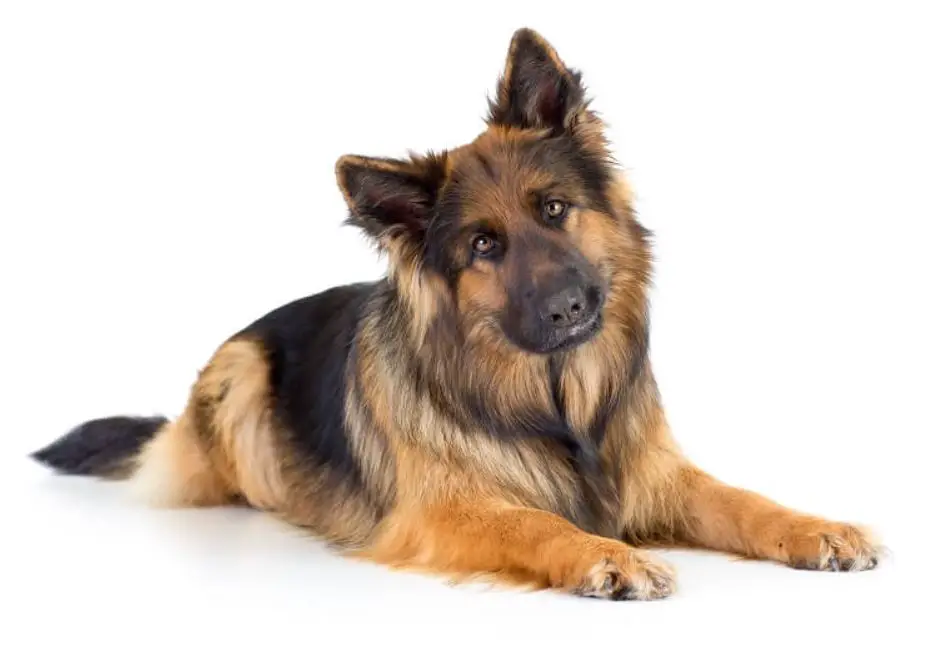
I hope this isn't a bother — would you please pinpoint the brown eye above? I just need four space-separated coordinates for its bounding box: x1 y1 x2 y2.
471 233 496 256
544 199 568 222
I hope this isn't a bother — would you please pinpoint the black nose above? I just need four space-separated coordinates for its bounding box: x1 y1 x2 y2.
545 286 589 328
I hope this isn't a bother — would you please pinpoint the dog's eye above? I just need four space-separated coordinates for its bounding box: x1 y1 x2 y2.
543 199 569 223
471 233 497 257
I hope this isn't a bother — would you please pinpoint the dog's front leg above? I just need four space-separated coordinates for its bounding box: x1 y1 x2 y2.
664 466 882 571
366 502 676 600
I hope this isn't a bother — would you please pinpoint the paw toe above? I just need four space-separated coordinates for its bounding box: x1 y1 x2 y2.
789 523 882 572
578 559 626 599
577 554 676 601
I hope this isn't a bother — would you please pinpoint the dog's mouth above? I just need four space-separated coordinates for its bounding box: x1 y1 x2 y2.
543 311 603 353
505 311 603 355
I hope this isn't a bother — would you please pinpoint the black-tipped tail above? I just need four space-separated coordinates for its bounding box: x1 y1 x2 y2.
31 415 169 479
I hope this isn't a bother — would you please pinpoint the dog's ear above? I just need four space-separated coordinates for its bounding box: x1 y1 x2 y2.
488 28 587 132
336 152 447 244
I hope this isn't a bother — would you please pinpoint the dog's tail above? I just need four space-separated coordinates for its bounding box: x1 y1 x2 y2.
31 416 169 480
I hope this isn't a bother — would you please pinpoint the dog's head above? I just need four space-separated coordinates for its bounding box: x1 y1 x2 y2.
337 28 648 355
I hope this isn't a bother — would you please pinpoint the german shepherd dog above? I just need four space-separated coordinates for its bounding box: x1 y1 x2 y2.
32 28 882 599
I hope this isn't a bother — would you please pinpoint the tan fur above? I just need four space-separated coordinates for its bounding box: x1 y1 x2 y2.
129 413 231 507
384 237 445 349
363 500 674 600
193 339 285 510
456 263 508 315
352 318 573 519
129 337 383 548
669 462 879 571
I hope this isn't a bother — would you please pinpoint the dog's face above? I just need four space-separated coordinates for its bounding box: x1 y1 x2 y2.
338 29 637 355
426 129 613 354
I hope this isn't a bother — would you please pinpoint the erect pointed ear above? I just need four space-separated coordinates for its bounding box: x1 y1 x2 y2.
487 28 588 132
335 152 447 243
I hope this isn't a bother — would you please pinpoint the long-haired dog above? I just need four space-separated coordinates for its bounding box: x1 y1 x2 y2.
33 28 881 599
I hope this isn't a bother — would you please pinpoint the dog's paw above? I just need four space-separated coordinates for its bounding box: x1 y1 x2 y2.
576 551 676 600
783 521 882 572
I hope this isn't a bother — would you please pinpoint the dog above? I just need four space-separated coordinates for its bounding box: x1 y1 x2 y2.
32 28 881 600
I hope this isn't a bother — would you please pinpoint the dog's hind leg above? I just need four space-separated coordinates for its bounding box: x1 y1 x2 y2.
128 411 236 507
35 335 380 548
34 337 280 510
33 406 236 508
130 337 287 511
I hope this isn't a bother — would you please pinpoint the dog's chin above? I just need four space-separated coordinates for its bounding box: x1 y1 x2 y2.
508 313 604 355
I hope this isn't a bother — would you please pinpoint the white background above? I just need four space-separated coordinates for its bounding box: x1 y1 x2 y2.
1 1 931 661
